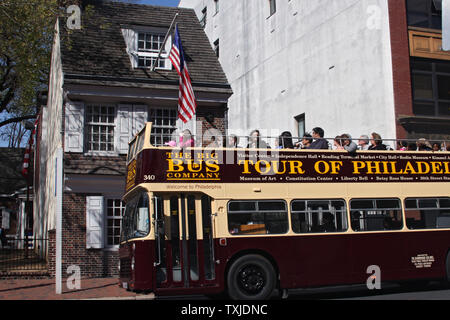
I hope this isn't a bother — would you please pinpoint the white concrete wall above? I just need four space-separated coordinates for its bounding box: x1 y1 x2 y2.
180 0 396 147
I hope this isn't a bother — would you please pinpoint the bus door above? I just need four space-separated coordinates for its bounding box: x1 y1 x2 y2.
153 194 216 291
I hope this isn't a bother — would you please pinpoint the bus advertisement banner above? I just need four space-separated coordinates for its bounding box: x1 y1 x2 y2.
126 148 450 191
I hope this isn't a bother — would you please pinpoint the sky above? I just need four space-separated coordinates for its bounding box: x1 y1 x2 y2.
139 0 180 7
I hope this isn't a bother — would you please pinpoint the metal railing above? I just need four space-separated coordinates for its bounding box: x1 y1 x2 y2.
0 236 48 272
150 133 450 151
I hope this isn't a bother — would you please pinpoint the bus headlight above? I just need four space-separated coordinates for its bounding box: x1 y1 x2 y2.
131 256 135 271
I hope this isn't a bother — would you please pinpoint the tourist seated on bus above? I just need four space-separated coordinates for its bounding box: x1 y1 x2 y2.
333 135 343 150
432 142 441 152
179 129 195 148
397 140 408 151
295 133 312 149
368 132 387 151
416 138 432 151
226 134 240 148
277 131 294 149
247 129 270 148
358 135 370 150
341 134 357 153
407 142 417 151
446 143 450 151
307 127 329 150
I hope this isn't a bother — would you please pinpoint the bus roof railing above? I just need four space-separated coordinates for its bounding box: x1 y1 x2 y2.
146 133 450 151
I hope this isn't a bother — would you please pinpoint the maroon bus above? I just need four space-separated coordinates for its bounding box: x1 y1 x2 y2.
119 123 450 299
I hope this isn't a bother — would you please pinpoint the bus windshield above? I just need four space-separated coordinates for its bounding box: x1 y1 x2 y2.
121 192 150 241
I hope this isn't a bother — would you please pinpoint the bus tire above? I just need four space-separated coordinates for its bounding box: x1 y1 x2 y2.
227 254 276 300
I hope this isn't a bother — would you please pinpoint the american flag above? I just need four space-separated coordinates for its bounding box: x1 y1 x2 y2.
21 116 39 177
169 25 197 123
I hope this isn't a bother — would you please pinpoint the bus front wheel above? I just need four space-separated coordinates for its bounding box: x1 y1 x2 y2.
227 254 276 300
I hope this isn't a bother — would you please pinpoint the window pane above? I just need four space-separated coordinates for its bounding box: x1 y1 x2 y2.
291 200 305 212
412 60 432 71
439 198 450 209
350 200 374 210
413 102 435 116
258 201 285 211
438 102 450 116
413 74 433 99
376 199 400 209
228 201 256 212
405 199 417 209
419 199 438 208
438 75 450 100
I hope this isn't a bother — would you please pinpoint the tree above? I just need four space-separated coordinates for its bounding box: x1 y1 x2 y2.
0 1 61 127
0 0 139 147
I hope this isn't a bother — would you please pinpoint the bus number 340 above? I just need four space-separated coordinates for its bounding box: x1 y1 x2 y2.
144 175 156 181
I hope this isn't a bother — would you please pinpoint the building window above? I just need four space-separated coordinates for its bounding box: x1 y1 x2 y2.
295 113 305 139
200 7 207 28
106 199 125 246
85 105 115 152
411 58 450 117
269 0 276 16
406 0 442 30
149 107 178 146
137 32 168 69
214 0 219 14
213 39 219 58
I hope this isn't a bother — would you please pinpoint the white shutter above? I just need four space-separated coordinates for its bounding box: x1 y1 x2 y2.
444 0 450 51
121 28 138 68
86 196 104 249
117 104 132 154
132 105 148 137
65 101 84 153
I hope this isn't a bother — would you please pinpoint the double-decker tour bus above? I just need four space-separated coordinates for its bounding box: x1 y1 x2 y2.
119 123 450 299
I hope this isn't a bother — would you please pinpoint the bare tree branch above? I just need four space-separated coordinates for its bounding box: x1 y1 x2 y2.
0 114 36 128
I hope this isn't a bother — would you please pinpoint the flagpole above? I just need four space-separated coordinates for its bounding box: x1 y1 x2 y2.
151 12 179 72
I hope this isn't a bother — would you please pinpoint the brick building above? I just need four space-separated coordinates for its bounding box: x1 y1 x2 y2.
180 0 450 145
36 1 231 278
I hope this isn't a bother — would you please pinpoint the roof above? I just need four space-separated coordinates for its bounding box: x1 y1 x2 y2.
60 1 230 90
64 154 126 176
0 148 29 195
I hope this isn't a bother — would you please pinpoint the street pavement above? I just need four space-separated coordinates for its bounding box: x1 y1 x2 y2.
0 277 154 300
1 277 449 300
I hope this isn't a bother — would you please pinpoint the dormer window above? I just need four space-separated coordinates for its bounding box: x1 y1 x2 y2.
137 32 166 68
122 27 172 70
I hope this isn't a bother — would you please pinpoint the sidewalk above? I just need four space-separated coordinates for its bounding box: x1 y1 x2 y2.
0 278 154 300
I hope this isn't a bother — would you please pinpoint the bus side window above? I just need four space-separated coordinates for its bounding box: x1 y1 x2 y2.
350 199 403 232
405 198 450 230
227 200 288 235
291 199 347 234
